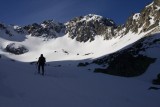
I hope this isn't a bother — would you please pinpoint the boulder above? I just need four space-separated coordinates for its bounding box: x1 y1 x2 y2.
5 43 28 55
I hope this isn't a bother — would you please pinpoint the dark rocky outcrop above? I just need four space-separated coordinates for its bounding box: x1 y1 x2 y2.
94 34 159 77
152 73 160 85
65 1 160 42
77 62 89 67
65 14 116 42
0 23 6 29
95 53 155 77
13 26 25 34
24 20 65 39
5 30 13 36
5 43 28 55
0 24 23 37
148 86 160 90
123 1 160 35
0 1 159 43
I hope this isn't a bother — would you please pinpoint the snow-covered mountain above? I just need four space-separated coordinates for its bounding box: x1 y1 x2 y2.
65 14 116 42
91 0 160 77
1 0 160 107
123 0 160 35
1 1 160 63
0 0 160 63
0 1 159 61
24 20 65 39
0 23 27 41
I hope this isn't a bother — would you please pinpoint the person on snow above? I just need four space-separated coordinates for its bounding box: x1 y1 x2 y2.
37 54 46 75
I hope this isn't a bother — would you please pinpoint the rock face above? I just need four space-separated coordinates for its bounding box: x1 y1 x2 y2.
1 1 160 43
154 0 160 6
94 53 156 77
65 14 116 42
123 1 160 35
94 34 159 77
0 23 6 29
13 25 25 34
0 21 65 40
5 43 28 55
65 2 160 42
0 23 26 37
152 73 160 85
0 23 13 37
0 1 160 55
24 20 65 39
99 54 155 77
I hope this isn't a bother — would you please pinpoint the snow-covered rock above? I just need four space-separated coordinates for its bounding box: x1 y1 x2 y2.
5 43 28 55
94 33 160 77
123 1 160 35
24 20 65 39
65 14 116 42
0 1 160 106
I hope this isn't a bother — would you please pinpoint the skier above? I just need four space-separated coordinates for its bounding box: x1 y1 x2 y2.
37 54 46 75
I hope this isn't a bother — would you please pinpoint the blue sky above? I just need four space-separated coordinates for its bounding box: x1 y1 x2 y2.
0 0 152 25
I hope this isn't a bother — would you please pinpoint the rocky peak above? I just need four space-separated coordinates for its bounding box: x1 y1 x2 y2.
123 1 160 35
1 1 160 43
65 1 160 42
0 23 25 37
78 14 115 26
0 23 6 29
65 14 116 42
24 20 65 39
41 20 65 32
13 25 26 34
0 23 11 36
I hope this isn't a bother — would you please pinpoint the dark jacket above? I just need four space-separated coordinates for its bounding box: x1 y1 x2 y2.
38 56 46 65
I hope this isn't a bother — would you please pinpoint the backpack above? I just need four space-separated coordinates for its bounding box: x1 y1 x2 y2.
38 56 46 65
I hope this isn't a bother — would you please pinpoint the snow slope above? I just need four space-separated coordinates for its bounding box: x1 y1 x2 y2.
0 28 150 62
0 52 160 107
0 33 160 107
0 4 160 106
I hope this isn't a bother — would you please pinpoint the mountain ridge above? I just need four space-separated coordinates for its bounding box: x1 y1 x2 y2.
1 1 160 107
1 1 160 42
0 0 160 63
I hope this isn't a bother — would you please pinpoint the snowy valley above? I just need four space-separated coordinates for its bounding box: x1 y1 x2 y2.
0 0 160 107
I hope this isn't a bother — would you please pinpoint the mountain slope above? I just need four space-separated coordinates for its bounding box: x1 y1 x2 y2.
0 1 159 65
1 1 160 107
24 20 65 39
0 54 160 107
94 33 160 77
123 0 160 34
65 14 116 42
